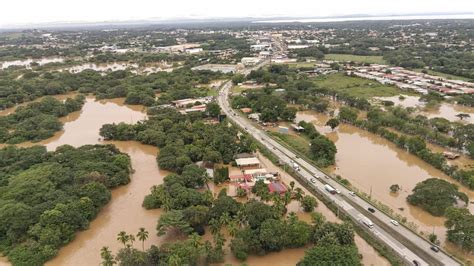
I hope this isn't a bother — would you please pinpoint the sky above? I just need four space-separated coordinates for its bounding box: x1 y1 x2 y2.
0 0 473 27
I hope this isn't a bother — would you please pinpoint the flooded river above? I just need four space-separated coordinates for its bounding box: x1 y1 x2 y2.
0 96 388 265
294 110 474 261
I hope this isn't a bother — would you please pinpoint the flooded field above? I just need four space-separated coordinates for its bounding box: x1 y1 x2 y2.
375 95 474 124
0 96 388 265
293 110 474 260
0 57 64 69
63 62 175 75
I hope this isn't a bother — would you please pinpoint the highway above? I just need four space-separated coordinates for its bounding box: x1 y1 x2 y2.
218 59 461 265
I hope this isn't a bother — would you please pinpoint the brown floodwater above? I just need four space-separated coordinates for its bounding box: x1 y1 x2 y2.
1 96 388 265
294 111 474 257
376 95 474 124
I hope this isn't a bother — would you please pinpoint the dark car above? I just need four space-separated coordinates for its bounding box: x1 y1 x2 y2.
430 246 440 252
368 207 376 213
412 260 420 266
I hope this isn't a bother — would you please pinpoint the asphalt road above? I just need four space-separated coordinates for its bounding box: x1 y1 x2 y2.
218 72 461 266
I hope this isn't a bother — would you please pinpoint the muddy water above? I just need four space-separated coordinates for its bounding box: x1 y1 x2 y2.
64 62 174 75
295 111 474 251
0 96 387 265
47 141 167 266
376 95 474 123
0 57 64 69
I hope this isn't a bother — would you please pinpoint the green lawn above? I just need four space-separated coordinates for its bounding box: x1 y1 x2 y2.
313 73 412 99
270 131 311 156
285 62 318 68
324 54 386 65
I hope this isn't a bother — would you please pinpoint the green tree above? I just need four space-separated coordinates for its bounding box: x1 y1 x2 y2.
157 210 193 236
100 246 116 266
137 227 149 251
389 184 400 193
301 195 318 212
325 118 340 131
297 244 361 266
117 231 129 247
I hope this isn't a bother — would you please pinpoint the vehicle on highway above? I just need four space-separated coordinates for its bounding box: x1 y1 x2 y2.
335 189 341 194
368 207 376 213
292 162 300 171
413 260 420 266
324 184 337 194
310 178 316 184
390 219 399 226
360 216 374 229
430 246 440 252
348 191 356 196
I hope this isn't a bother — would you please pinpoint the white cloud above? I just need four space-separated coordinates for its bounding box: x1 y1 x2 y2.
0 0 473 27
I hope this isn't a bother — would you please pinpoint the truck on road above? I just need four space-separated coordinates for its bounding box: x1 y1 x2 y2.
324 184 336 194
360 216 374 229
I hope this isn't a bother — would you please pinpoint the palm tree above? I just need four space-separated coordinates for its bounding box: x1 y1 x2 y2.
294 187 304 202
117 231 129 247
136 227 149 251
127 234 136 248
100 246 115 266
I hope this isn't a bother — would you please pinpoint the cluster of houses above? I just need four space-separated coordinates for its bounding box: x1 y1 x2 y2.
155 97 213 114
347 65 474 95
230 154 288 195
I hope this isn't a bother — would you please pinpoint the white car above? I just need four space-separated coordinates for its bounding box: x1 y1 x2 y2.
390 219 399 226
348 191 356 196
335 189 341 194
310 178 316 184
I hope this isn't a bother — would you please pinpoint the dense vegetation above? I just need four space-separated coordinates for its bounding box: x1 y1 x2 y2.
100 107 255 172
231 90 297 122
0 144 132 265
384 47 474 80
0 68 226 109
407 178 468 216
445 207 474 252
0 95 85 143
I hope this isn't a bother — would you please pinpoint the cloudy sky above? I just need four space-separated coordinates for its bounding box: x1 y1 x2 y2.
0 0 473 27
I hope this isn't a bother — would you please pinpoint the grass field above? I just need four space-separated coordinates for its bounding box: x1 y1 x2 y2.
313 73 413 99
289 62 318 68
270 131 311 155
413 69 472 82
324 54 386 65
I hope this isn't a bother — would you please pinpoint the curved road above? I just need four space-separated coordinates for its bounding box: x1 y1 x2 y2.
218 68 461 266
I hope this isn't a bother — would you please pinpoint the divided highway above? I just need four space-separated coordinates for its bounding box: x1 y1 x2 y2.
218 75 461 266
